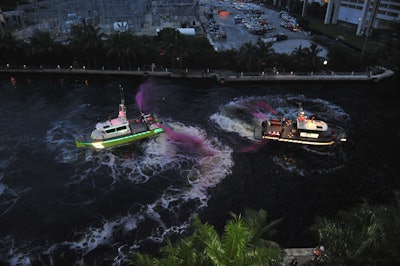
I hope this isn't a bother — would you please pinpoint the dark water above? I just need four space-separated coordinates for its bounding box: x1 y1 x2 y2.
0 74 399 265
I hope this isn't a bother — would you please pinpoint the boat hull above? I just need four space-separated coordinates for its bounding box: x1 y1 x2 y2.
75 127 164 149
254 124 346 146
259 134 337 145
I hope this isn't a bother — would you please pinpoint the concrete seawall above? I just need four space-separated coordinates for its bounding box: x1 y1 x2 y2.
0 67 394 83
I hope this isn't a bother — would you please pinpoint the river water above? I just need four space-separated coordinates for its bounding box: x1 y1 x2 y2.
0 74 399 265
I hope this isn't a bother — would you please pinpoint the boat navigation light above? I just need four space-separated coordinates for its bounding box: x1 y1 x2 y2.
92 143 105 149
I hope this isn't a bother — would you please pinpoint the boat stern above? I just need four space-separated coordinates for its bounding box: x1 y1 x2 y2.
75 138 97 148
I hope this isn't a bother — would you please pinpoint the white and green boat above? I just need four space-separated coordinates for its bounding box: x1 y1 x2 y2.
75 87 164 149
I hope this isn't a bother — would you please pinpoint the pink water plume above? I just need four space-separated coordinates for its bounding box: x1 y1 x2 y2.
254 101 277 115
158 124 205 149
239 139 269 153
136 81 156 112
135 83 147 112
239 100 275 153
251 111 269 121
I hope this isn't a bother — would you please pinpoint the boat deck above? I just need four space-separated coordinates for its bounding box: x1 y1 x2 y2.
280 120 296 139
255 120 346 145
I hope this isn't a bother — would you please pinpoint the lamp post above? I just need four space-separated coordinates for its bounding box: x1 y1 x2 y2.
0 8 5 38
323 60 328 75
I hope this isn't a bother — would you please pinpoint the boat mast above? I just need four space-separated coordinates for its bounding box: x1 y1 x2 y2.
118 85 127 119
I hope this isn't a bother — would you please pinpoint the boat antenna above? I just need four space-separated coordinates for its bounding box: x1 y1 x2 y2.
119 85 125 105
118 85 127 118
297 102 303 112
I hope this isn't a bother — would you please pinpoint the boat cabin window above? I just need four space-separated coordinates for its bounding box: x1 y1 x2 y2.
105 128 116 134
105 126 128 134
317 126 323 129
116 126 127 131
104 125 110 129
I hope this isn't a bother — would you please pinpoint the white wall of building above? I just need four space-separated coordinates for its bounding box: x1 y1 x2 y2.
338 7 362 25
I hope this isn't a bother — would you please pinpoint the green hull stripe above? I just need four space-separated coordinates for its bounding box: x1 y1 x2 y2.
75 128 164 149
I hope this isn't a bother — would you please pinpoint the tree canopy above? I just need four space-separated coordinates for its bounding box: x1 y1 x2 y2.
311 191 400 265
133 210 284 266
1 26 398 72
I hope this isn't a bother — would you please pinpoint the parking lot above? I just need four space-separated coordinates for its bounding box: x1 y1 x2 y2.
201 1 327 56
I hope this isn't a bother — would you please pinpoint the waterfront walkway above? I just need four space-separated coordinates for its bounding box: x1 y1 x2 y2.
0 66 394 83
282 248 316 265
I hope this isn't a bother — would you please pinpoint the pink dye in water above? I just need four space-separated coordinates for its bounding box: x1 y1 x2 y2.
158 125 204 149
239 101 276 153
254 101 277 115
251 111 269 121
239 139 269 153
135 84 147 112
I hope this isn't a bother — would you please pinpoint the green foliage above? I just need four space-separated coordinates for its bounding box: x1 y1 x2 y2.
0 22 395 71
26 31 65 66
236 41 275 73
68 24 106 68
0 32 26 64
131 210 283 266
327 46 366 71
106 32 139 69
363 37 400 70
311 191 400 265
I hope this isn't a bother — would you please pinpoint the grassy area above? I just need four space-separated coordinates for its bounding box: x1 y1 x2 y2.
306 18 383 52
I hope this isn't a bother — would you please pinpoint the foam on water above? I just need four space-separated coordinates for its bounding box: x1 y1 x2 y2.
0 140 33 219
2 89 349 265
23 118 233 265
210 113 256 140
45 104 89 164
210 95 350 174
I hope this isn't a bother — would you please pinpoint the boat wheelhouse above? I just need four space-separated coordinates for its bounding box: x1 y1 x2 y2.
255 104 346 146
75 86 164 149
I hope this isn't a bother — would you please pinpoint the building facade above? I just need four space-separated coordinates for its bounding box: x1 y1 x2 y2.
324 0 400 35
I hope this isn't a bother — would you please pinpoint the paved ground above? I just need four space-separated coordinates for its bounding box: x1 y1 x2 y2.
283 248 315 265
272 39 328 57
200 0 327 56
132 0 327 56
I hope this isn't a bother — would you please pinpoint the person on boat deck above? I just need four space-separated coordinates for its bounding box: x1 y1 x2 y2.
313 245 325 260
289 257 298 266
141 112 146 123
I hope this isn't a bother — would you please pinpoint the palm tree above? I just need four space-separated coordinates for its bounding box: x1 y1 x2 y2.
257 41 275 71
243 209 282 246
133 210 283 266
272 53 291 72
236 42 261 73
26 31 62 66
106 32 138 70
0 32 26 65
215 49 238 70
68 24 106 68
156 28 182 68
327 45 366 71
311 191 400 265
155 28 195 69
379 38 400 69
304 42 323 71
290 44 308 72
185 36 215 69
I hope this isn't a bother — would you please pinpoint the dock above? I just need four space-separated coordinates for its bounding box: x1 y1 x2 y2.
0 67 394 83
283 248 315 265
